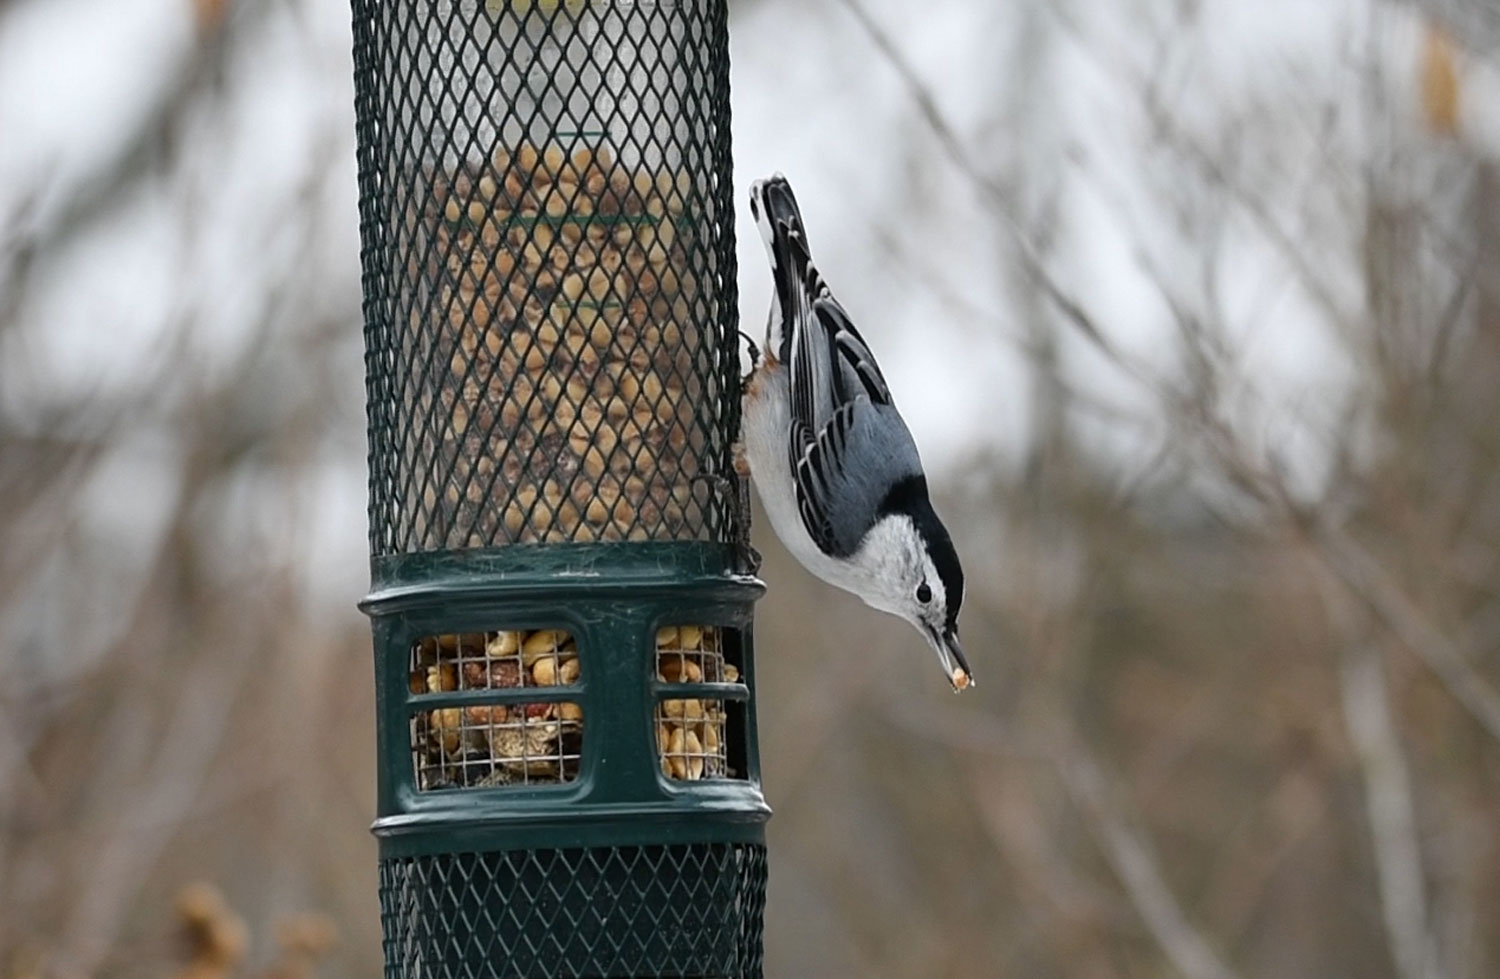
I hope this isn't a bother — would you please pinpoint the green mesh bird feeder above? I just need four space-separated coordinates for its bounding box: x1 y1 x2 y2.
349 0 769 974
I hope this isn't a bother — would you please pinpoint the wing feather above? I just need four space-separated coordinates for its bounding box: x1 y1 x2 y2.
814 293 891 406
768 187 919 556
793 401 857 555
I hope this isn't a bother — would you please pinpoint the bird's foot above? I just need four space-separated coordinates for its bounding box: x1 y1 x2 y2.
738 330 761 386
692 468 760 576
728 446 760 572
735 538 763 576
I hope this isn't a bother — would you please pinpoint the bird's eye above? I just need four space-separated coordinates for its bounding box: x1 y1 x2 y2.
916 583 932 604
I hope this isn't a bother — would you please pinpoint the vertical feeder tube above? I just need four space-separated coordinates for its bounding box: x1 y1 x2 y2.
351 1 768 976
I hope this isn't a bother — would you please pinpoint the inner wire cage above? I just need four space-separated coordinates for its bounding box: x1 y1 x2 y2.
410 629 585 790
654 624 735 781
355 0 741 556
407 624 747 791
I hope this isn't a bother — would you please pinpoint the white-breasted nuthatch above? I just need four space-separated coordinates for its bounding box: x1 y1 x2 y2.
739 174 972 691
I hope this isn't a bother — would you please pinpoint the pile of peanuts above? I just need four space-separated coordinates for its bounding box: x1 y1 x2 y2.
410 629 583 789
418 140 712 548
654 625 733 781
409 625 738 788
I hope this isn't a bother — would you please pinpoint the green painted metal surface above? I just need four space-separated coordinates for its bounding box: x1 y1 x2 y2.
364 544 769 858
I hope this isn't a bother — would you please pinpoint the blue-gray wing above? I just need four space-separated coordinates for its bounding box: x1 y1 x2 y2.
787 270 892 436
782 231 912 555
793 394 922 558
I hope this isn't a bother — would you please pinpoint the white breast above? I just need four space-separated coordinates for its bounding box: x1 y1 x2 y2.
742 362 871 597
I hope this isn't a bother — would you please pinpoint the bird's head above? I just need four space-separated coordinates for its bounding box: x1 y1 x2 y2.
856 479 971 691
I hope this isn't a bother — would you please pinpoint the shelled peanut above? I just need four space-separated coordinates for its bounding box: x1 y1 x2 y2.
418 140 711 548
654 624 733 781
410 624 742 788
410 630 583 790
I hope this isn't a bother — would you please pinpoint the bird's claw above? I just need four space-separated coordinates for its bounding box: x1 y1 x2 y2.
738 330 761 386
731 440 751 479
692 468 760 576
735 538 763 576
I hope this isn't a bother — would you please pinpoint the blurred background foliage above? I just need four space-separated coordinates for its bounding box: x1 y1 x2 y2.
3 0 1500 976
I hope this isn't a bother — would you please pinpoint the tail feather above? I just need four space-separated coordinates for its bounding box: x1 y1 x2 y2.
750 174 810 365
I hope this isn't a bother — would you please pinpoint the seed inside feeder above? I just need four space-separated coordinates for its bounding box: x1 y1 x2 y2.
410 629 583 790
654 624 735 782
420 141 712 548
411 623 744 789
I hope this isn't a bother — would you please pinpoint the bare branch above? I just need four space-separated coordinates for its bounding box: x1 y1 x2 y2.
1315 525 1500 743
843 0 1500 752
1312 556 1449 979
1058 746 1242 979
833 0 1153 385
1403 0 1500 56
1338 639 1447 979
891 699 1242 979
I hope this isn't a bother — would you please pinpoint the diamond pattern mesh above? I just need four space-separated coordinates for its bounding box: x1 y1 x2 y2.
353 0 740 555
357 10 763 976
379 844 767 978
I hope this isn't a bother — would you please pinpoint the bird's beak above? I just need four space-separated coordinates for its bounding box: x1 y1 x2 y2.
926 624 974 692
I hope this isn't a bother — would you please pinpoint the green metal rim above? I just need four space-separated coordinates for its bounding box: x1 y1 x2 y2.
365 539 770 818
375 809 769 858
363 541 764 616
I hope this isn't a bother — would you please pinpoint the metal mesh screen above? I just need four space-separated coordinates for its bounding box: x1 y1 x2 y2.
379 844 768 978
407 625 748 791
410 630 585 790
654 625 731 781
357 8 765 975
354 0 739 556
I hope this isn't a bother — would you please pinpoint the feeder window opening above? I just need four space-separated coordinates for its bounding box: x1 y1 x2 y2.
409 629 584 790
654 624 747 781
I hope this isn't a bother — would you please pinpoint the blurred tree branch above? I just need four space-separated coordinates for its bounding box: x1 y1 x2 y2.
844 0 1500 746
1408 0 1500 55
885 696 1241 979
0 1 376 972
1059 746 1241 979
1339 637 1445 979
0 0 271 336
841 0 1500 975
1313 525 1500 742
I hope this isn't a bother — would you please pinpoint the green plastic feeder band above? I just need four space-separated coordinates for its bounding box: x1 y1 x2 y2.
349 0 767 975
